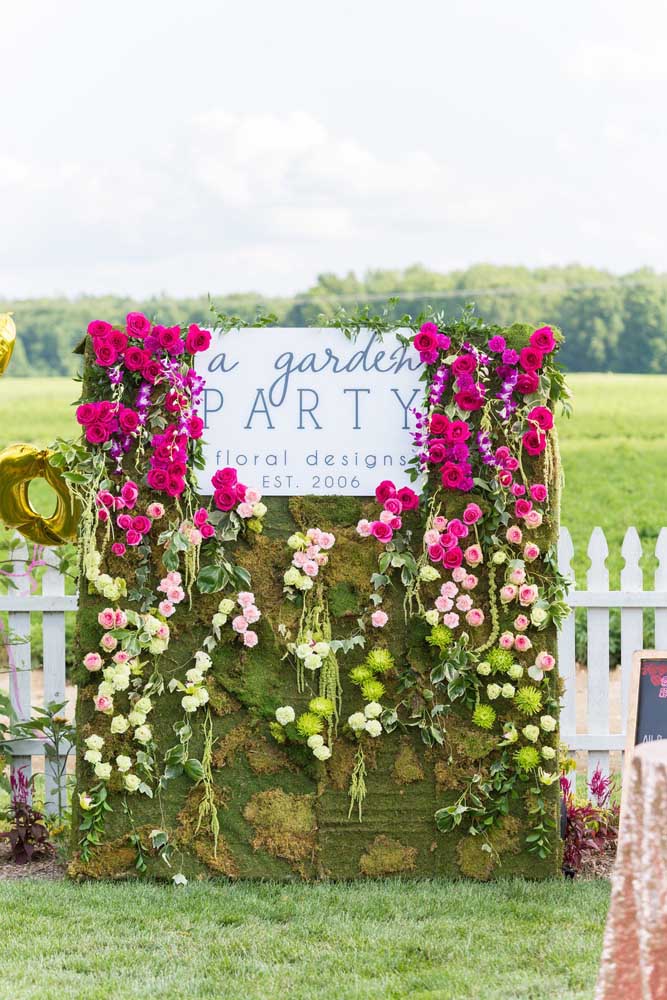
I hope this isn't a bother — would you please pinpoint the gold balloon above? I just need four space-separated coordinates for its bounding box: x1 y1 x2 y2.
0 313 16 377
0 444 80 546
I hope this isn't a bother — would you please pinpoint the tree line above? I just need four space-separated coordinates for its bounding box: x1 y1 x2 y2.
3 264 667 376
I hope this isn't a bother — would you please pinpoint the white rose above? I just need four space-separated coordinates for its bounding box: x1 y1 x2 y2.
275 706 295 726
501 684 516 699
492 551 507 564
348 712 366 732
307 734 324 749
94 762 112 780
540 715 557 732
134 725 152 744
149 638 168 655
112 672 130 691
287 533 304 550
364 702 382 719
424 609 440 626
419 565 441 582
217 599 234 616
522 725 540 743
181 695 199 713
541 745 556 760
487 684 501 700
295 643 312 659
196 688 210 706
303 654 322 671
135 697 152 715
186 668 204 685
85 734 104 751
364 719 382 738
128 711 146 728
476 661 491 676
111 715 129 734
97 681 114 698
531 607 548 626
313 744 332 761
508 664 524 680
144 615 160 635
284 568 302 587
124 773 141 792
195 650 212 670
212 613 226 628
84 749 102 765
115 755 132 773
252 502 267 518
296 575 314 592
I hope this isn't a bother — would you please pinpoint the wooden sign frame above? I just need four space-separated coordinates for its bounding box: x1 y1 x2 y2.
625 650 667 758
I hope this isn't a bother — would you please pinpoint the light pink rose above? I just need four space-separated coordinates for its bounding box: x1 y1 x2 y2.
245 488 261 505
307 528 322 545
466 608 485 627
506 525 523 545
536 651 556 671
100 633 117 651
371 610 389 628
514 634 533 652
464 545 483 567
435 596 453 612
167 587 185 604
424 529 440 546
508 567 526 585
455 594 473 612
519 584 539 606
187 527 203 546
379 509 394 525
243 605 261 624
237 502 254 519
159 600 175 618
94 694 113 713
442 612 460 628
292 551 308 567
113 650 130 664
319 532 335 550
156 624 170 640
451 566 466 583
524 543 540 562
441 581 458 598
238 591 255 608
166 570 182 586
232 615 248 633
462 574 478 591
356 519 373 537
514 614 530 632
97 608 116 629
243 630 258 648
114 610 128 628
147 502 165 519
500 584 518 603
83 652 103 672
316 553 328 566
305 545 320 559
524 509 543 529
303 560 319 577
433 516 447 531
499 631 515 650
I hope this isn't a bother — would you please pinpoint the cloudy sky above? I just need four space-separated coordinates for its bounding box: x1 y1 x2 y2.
2 0 665 298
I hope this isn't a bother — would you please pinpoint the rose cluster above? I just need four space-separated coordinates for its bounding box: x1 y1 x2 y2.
229 591 262 648
88 314 211 378
355 480 419 544
425 412 474 492
420 502 482 568
283 527 336 592
76 399 140 447
423 572 485 631
211 467 267 525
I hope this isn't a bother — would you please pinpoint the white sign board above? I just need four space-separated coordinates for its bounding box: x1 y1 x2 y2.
195 328 422 496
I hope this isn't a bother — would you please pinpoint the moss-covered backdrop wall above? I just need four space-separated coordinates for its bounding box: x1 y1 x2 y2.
68 313 568 881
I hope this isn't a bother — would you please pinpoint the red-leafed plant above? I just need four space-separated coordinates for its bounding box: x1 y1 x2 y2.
0 769 54 865
560 765 619 875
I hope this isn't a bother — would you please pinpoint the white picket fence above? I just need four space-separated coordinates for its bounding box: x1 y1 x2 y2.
1 528 667 810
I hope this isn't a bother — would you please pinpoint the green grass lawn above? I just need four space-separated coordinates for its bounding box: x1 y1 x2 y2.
0 878 608 1000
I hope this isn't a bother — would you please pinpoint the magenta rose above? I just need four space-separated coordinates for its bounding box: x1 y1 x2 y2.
427 543 445 562
441 462 464 490
111 542 126 557
126 529 142 546
515 372 540 394
439 531 455 549
88 320 113 339
146 469 169 491
519 346 543 372
375 480 396 504
371 521 393 543
530 326 556 353
95 343 118 367
110 331 128 353
448 518 468 539
126 312 151 338
396 486 419 511
214 487 237 511
430 413 449 435
488 335 506 352
158 327 183 353
119 408 140 433
167 475 185 497
413 324 438 354
201 523 215 539
124 346 149 371
185 325 212 354
86 423 109 445
446 420 471 443
454 387 484 411
193 508 209 527
522 428 547 456
428 439 448 464
384 496 403 515
142 359 162 383
530 483 548 502
132 515 151 534
443 546 464 569
211 467 238 488
527 405 554 431
187 415 204 439
451 354 477 377
76 403 96 426
515 498 533 519
121 480 139 505
117 514 133 530
463 503 482 525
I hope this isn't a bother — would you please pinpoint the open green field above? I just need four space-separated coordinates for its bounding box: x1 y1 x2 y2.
0 879 609 1000
1 373 665 581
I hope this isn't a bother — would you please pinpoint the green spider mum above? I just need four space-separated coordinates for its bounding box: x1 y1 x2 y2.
365 649 395 675
269 721 286 744
514 686 543 717
426 625 453 652
472 703 496 730
514 745 540 773
349 665 374 686
487 648 514 673
361 678 386 702
296 712 324 738
309 696 334 717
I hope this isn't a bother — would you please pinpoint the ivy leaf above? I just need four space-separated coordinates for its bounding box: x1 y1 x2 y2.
196 565 226 594
183 758 205 782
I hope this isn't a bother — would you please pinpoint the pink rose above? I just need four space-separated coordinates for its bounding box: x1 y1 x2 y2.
167 586 185 603
384 496 403 515
185 324 211 354
375 480 396 504
237 502 254 518
303 561 319 577
524 543 540 562
514 615 530 632
147 502 165 519
371 521 393 543
244 488 261 505
524 509 543 529
356 519 373 537
508 567 526 585
319 532 335 550
83 652 103 672
455 594 473 612
100 633 117 651
514 634 532 653
506 525 523 545
530 484 548 503
462 503 482 525
389 516 402 531
97 608 116 629
441 581 458 598
94 694 113 713
243 630 258 648
293 551 307 567
500 584 518 603
379 509 394 525
465 608 485 627
244 605 261 624
443 547 463 569
159 600 175 618
536 651 556 671
518 584 539 606
499 632 515 650
111 542 126 557
435 596 453 612
201 523 215 539
156 624 170 640
462 574 478 591
463 545 483 567
433 516 447 531
232 615 249 634
126 529 142 546
371 610 389 628
451 566 466 583
237 592 255 608
114 610 128 628
442 612 460 628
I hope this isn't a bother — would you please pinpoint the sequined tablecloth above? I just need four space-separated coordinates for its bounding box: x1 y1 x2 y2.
596 740 667 999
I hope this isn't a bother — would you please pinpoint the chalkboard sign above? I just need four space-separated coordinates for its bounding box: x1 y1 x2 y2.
626 651 667 752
